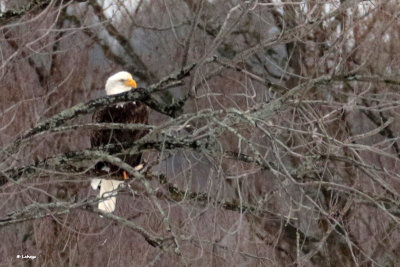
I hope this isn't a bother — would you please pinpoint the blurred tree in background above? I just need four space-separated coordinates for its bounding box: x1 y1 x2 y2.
1 0 400 266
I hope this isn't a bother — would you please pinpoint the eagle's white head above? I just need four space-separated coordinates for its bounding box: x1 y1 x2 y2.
105 71 137 96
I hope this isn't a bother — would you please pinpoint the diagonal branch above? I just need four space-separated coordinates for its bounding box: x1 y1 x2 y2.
0 197 168 248
88 0 156 82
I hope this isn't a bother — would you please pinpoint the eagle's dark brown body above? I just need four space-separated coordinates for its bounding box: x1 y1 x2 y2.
91 101 149 176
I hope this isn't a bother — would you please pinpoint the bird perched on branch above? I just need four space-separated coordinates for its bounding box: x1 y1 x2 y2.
90 71 149 213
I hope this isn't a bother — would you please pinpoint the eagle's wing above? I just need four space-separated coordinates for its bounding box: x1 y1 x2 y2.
91 102 149 173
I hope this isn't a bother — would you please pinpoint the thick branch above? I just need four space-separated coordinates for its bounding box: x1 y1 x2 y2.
1 134 211 184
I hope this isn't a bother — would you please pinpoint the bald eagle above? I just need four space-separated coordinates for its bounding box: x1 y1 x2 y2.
90 71 149 213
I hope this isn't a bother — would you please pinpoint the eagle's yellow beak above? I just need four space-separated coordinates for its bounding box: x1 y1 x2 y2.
124 78 137 88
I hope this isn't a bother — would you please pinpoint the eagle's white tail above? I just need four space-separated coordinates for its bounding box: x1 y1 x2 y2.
91 179 124 213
